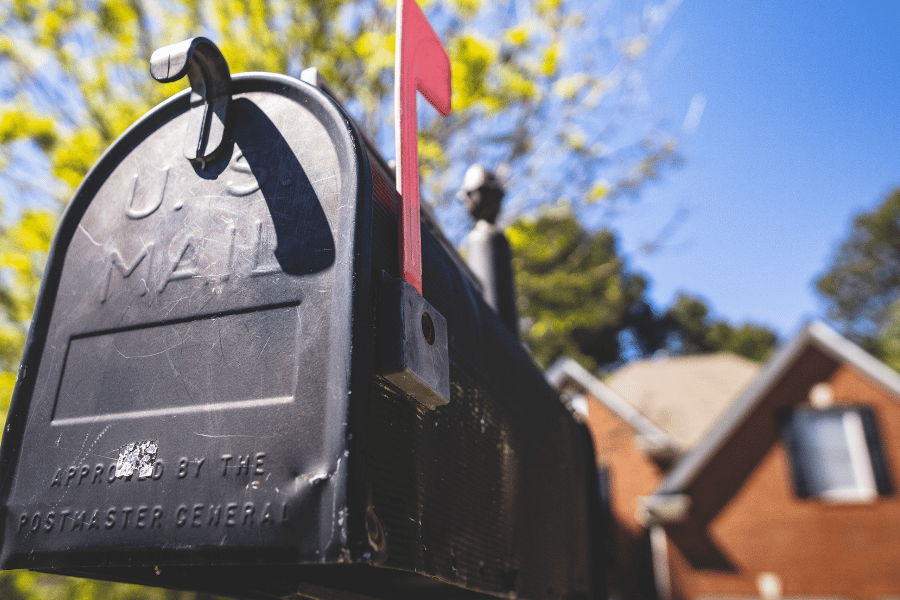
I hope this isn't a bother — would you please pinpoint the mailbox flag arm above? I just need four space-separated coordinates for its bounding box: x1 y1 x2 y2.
394 0 452 294
150 37 232 164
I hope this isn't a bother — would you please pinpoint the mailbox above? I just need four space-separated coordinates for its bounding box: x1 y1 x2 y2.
0 36 604 600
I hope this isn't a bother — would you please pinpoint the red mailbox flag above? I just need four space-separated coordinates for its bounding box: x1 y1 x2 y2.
395 0 452 295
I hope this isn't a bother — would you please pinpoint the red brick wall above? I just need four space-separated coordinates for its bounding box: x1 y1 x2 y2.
666 362 900 600
584 396 664 600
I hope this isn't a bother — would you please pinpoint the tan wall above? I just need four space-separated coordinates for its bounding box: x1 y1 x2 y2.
666 362 900 600
584 396 664 600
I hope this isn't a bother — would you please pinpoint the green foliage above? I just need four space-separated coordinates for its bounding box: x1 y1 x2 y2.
0 0 684 222
509 208 647 370
449 34 497 111
0 109 57 151
0 209 56 367
665 293 777 362
876 300 900 372
0 209 58 419
510 214 778 369
815 186 900 370
816 187 900 343
0 569 222 599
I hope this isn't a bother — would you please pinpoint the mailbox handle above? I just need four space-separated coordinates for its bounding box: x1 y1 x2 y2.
394 0 451 294
150 37 232 165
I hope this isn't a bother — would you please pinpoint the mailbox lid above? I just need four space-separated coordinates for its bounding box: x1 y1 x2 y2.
0 73 373 569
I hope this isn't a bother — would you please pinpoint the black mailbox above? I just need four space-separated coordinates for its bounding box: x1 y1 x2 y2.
0 38 603 600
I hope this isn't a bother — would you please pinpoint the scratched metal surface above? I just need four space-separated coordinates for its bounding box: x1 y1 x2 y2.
0 74 365 571
0 72 603 600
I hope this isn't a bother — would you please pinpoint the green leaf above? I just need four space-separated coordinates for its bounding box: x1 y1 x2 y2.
0 108 58 151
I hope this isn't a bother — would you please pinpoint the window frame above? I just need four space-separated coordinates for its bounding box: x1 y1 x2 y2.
780 405 893 503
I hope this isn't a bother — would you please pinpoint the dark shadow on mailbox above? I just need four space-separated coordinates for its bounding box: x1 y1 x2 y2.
223 98 336 275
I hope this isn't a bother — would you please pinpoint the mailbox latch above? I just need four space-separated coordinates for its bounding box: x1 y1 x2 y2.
150 37 232 165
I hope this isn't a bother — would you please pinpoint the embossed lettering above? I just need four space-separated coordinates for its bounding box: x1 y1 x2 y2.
158 233 199 293
261 503 274 526
92 464 104 484
251 220 278 275
107 464 117 483
101 244 154 303
51 469 62 487
124 169 168 220
178 457 189 479
225 150 263 196
65 467 76 486
176 505 188 528
254 453 266 475
121 506 133 529
78 465 90 485
151 506 163 528
192 504 203 527
220 224 236 282
136 506 148 529
226 503 238 526
152 461 164 480
236 455 251 476
44 512 55 532
194 458 205 478
16 501 289 535
220 454 233 476
59 510 70 532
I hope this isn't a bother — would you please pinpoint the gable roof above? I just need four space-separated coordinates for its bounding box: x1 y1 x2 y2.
546 357 674 450
603 353 760 449
655 320 900 495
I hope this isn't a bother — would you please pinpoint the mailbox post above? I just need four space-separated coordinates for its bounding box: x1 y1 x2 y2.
0 12 605 600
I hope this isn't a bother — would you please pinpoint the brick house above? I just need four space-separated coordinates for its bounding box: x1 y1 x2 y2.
547 353 758 600
551 322 900 600
647 322 900 600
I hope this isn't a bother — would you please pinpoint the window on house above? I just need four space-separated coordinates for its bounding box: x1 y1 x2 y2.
781 406 892 502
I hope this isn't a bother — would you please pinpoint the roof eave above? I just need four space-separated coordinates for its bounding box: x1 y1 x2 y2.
654 320 900 495
546 357 676 448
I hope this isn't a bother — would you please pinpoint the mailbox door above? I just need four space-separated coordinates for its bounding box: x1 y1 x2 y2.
0 74 372 574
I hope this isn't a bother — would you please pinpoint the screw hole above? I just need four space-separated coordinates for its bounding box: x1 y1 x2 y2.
421 311 435 345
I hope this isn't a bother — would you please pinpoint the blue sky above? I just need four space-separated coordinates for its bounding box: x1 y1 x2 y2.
611 0 899 339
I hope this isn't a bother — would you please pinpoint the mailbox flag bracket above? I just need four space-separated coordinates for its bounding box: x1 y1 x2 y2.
150 37 232 165
378 274 450 410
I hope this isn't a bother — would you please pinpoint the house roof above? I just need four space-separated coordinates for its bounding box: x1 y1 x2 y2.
546 357 674 450
655 320 900 495
603 353 761 449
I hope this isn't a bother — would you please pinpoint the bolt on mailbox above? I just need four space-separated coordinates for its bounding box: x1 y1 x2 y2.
0 10 605 600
